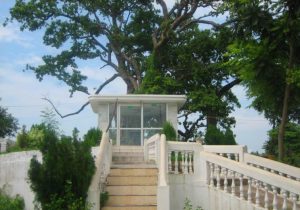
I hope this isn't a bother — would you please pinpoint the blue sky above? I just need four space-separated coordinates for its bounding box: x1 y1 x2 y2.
0 1 271 152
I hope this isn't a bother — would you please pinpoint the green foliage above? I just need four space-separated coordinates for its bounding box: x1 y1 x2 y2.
28 128 95 210
83 128 102 147
100 192 109 210
142 27 240 140
183 198 203 210
0 191 24 210
263 123 300 167
0 100 18 138
205 126 236 145
162 121 177 141
40 107 60 133
43 182 91 210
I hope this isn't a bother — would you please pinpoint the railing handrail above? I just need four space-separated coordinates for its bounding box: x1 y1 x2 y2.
201 151 300 195
144 133 160 146
244 153 300 179
144 133 160 164
167 141 200 151
87 132 112 210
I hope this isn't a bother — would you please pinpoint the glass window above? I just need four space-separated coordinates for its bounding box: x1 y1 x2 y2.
143 103 166 128
109 103 118 129
120 130 141 145
120 105 141 128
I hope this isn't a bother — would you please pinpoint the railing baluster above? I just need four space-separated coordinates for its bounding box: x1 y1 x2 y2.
247 177 252 203
168 151 172 173
183 151 188 174
234 153 238 161
174 151 179 174
272 186 278 210
216 165 220 189
231 171 235 195
291 193 297 210
264 183 269 209
282 190 287 210
227 153 232 160
255 180 260 207
239 173 244 199
209 162 214 188
224 168 228 193
188 152 192 174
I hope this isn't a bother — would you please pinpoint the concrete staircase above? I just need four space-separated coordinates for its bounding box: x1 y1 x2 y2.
102 147 158 210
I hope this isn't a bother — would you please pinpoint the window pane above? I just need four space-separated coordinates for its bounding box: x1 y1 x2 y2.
143 129 161 140
109 129 117 145
143 103 166 128
120 130 141 145
120 106 141 128
109 103 118 129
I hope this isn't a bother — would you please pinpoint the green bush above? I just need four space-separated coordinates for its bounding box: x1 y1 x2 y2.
100 192 109 210
162 121 177 141
83 128 102 147
0 191 24 210
28 128 95 210
204 126 236 145
183 198 203 210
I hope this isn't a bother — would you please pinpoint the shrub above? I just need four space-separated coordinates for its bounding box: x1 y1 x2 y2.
28 128 95 210
83 128 102 147
0 191 24 210
205 126 236 145
162 121 177 141
183 198 203 210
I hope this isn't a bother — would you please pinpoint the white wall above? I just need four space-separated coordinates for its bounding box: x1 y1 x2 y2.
0 148 99 210
0 151 41 210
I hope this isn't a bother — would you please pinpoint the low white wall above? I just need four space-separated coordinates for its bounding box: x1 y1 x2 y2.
0 148 99 210
0 151 42 210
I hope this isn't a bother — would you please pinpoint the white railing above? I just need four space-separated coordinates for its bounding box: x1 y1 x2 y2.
144 133 160 165
244 153 300 182
203 145 247 162
167 142 198 174
87 132 112 210
202 151 300 210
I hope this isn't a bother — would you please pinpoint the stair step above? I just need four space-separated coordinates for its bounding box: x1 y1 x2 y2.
112 156 144 163
102 206 156 210
109 168 157 176
107 186 157 196
111 163 156 168
107 176 157 186
106 195 157 206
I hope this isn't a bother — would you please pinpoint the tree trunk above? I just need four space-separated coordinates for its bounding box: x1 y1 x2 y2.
277 83 290 161
207 114 217 128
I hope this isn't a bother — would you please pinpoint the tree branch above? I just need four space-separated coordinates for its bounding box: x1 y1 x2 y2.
217 79 241 97
42 98 90 118
43 73 120 118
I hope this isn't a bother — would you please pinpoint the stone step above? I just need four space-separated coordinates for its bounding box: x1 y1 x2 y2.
109 168 157 176
112 156 144 163
107 176 157 186
106 195 157 206
111 163 157 168
102 206 156 210
107 186 157 196
112 152 144 156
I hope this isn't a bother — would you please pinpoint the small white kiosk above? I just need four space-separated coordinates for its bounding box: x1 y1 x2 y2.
89 94 186 146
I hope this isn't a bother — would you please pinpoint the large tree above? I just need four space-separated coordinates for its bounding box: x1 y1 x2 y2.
0 100 18 138
142 27 240 140
6 0 219 116
226 0 300 160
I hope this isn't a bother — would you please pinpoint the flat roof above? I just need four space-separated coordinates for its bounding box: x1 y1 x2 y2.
89 94 186 112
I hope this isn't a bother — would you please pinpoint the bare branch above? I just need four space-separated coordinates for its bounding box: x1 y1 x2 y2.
43 73 120 118
217 79 241 97
95 73 119 94
42 98 90 118
156 0 168 19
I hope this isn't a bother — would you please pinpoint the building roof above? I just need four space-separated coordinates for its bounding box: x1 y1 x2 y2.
89 94 186 113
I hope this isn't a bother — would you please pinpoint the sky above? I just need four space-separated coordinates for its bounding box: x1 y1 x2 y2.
0 1 271 152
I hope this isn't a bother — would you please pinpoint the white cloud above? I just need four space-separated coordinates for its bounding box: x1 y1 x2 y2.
0 24 34 48
16 55 43 66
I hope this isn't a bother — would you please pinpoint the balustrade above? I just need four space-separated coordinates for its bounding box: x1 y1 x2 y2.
205 153 300 210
